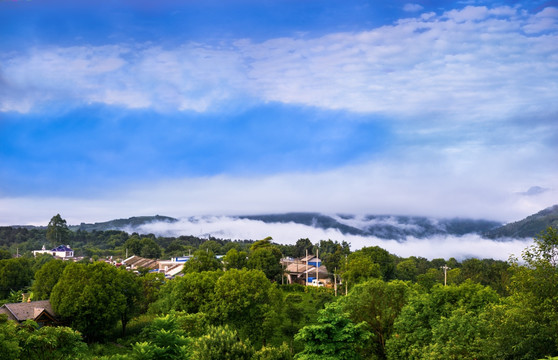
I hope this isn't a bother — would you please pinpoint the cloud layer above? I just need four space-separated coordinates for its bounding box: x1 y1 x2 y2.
2 6 557 122
130 216 532 261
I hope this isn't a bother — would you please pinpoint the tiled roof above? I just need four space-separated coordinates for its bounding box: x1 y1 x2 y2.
52 245 72 252
0 300 55 322
123 255 158 269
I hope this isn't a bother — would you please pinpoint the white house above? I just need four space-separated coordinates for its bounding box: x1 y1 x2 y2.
33 245 74 259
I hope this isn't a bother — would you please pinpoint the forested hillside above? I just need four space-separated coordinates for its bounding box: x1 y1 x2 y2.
485 204 558 239
1 214 558 359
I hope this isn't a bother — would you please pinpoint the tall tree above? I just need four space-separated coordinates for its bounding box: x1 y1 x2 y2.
294 302 371 360
182 250 222 273
0 258 33 299
212 269 280 344
32 259 68 300
46 214 69 247
340 279 415 359
223 248 248 270
50 262 140 341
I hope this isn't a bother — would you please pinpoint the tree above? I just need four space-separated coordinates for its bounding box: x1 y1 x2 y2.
293 238 313 258
0 258 33 299
182 250 222 273
0 316 20 360
340 279 415 358
341 252 381 288
253 343 292 360
32 259 68 300
0 250 11 260
223 248 247 270
385 281 500 360
50 262 140 341
199 240 223 255
248 247 283 282
140 238 162 259
124 235 143 257
250 237 274 252
151 270 222 314
129 314 190 360
359 246 396 281
21 323 87 360
212 269 280 343
190 325 253 360
294 302 371 360
395 258 418 281
282 293 304 350
114 268 142 336
46 214 69 247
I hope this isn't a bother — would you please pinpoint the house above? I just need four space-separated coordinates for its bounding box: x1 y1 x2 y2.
157 259 187 278
283 255 330 285
0 300 58 326
33 245 74 259
122 255 159 271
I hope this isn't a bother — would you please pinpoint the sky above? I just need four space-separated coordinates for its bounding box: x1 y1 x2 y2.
1 0 558 227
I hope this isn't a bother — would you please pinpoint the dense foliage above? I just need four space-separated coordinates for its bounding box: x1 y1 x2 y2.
0 216 557 359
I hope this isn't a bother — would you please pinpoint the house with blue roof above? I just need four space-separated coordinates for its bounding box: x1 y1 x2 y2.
33 245 74 259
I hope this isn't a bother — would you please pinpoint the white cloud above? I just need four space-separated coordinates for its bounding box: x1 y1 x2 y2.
1 140 556 227
128 216 532 261
1 5 557 124
403 3 424 12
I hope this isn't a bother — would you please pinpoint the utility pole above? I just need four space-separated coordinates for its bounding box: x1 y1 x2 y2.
345 254 348 295
316 248 319 284
305 249 308 286
441 265 450 286
334 267 337 296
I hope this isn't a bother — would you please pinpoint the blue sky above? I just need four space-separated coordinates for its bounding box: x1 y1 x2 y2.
1 0 557 226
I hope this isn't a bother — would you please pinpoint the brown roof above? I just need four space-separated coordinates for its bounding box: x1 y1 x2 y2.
286 263 313 274
123 255 158 269
0 300 55 322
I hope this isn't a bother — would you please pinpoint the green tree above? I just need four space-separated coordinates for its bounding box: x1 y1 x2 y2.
140 238 162 259
0 250 11 260
115 268 143 336
32 259 68 300
340 279 415 359
21 323 87 360
130 314 190 360
293 238 313 258
199 240 223 255
341 252 381 288
124 235 143 257
182 250 222 273
223 248 248 270
282 293 304 349
248 247 283 282
294 302 371 360
486 226 558 359
46 214 69 247
253 343 292 360
0 258 33 299
250 237 274 252
395 258 418 281
50 262 140 341
212 269 280 344
0 316 20 360
386 281 500 360
190 325 253 360
151 270 222 314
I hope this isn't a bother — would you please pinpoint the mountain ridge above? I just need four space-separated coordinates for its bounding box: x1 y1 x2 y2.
484 204 558 239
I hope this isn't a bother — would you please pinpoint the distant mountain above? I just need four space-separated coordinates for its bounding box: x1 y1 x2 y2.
70 215 178 232
484 205 558 239
239 213 501 240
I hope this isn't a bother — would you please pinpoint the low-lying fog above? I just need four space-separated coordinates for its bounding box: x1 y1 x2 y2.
127 216 532 261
